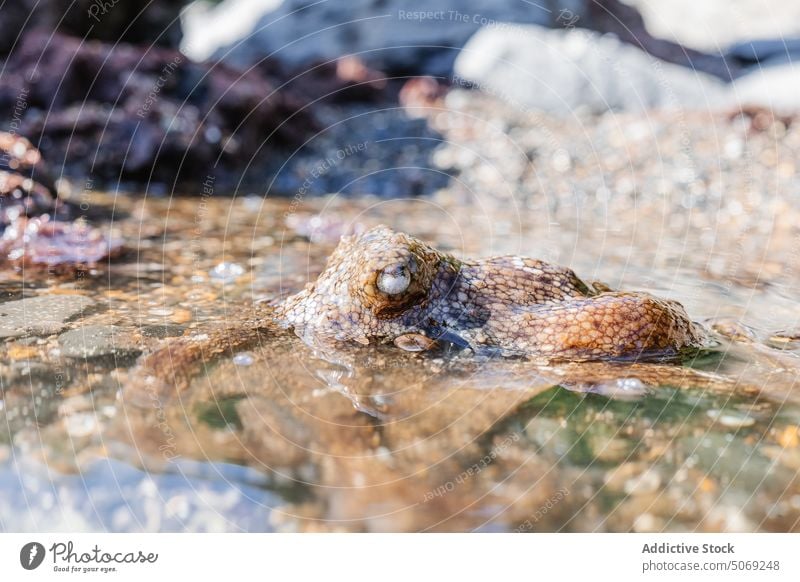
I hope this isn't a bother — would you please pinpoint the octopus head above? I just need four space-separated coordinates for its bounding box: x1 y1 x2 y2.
277 225 455 346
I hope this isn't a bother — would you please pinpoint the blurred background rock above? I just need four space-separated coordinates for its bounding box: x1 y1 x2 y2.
1 0 799 194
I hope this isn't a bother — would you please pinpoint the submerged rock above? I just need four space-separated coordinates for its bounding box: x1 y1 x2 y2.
140 325 187 339
59 325 141 361
1 216 124 271
0 295 94 338
0 133 125 271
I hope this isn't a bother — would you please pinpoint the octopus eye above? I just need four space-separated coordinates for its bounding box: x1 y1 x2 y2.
377 264 411 295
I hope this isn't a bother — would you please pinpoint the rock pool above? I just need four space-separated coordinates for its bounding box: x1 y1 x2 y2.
1 105 800 532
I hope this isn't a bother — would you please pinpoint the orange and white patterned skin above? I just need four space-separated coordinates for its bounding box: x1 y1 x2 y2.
277 226 705 361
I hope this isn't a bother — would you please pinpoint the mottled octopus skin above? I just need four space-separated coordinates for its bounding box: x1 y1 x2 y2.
277 226 705 361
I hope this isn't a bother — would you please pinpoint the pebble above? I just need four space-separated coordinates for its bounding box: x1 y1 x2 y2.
6 344 39 360
706 409 756 428
633 513 659 532
233 352 255 366
624 470 662 496
209 262 245 284
63 412 98 438
587 378 650 400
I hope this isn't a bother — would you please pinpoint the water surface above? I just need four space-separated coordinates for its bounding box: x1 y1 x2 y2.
1 181 799 532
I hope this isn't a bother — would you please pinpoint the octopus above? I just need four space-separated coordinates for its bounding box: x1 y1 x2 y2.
128 225 758 408
276 225 706 362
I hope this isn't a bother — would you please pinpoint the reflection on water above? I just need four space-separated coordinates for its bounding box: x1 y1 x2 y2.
1 187 799 532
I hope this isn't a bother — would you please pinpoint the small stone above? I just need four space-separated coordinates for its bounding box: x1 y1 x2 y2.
633 513 659 532
776 426 800 448
209 262 245 284
393 333 438 352
63 412 98 438
233 352 255 366
624 470 661 496
587 378 649 400
148 308 174 317
710 318 757 342
552 149 572 172
706 409 756 428
171 309 193 324
165 495 191 520
767 330 800 350
6 344 39 360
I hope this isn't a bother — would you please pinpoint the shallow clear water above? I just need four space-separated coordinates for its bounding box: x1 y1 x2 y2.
1 189 799 532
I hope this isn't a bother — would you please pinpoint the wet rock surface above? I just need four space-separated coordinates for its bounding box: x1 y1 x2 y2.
1 140 799 531
2 216 125 270
59 325 142 362
0 294 94 338
0 131 125 270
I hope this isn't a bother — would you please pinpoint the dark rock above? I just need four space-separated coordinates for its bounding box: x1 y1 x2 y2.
281 57 389 104
0 0 189 54
0 31 316 190
0 0 38 54
53 0 189 49
265 105 450 197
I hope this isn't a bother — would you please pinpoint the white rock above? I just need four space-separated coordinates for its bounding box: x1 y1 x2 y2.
181 0 283 61
627 0 800 53
727 64 800 113
455 24 726 114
